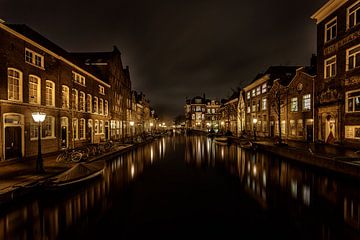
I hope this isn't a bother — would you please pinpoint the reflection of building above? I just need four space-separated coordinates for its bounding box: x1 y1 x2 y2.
184 95 220 132
312 0 360 146
219 91 239 135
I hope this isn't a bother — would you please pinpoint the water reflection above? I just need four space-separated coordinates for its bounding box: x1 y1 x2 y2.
184 135 360 239
0 138 167 240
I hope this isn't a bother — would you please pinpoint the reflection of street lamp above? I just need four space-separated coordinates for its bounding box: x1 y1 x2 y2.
221 121 225 132
150 122 153 133
32 112 46 174
253 118 258 141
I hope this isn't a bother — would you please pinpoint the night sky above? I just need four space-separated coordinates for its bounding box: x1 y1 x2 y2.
2 0 327 120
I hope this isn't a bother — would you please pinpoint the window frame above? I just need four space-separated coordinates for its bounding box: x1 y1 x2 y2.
7 68 23 102
87 94 92 113
29 75 41 105
291 97 298 112
324 56 336 79
72 71 86 86
347 1 360 29
346 89 360 113
302 94 311 111
72 88 78 110
79 118 86 140
25 48 44 69
325 17 337 43
45 80 55 107
62 85 70 109
79 91 86 112
346 43 360 71
72 118 79 140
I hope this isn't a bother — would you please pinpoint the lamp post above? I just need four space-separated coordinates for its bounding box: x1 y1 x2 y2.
253 118 258 141
32 112 46 174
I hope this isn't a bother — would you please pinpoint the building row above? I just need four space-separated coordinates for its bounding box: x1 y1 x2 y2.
0 21 157 161
186 0 360 147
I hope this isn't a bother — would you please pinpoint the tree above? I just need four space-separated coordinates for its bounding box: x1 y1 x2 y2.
174 114 185 126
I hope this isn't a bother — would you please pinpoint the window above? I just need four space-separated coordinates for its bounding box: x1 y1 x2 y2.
72 89 78 110
45 80 55 106
196 106 201 112
207 109 211 113
62 85 69 108
79 91 85 111
256 86 261 95
99 85 105 95
93 96 98 113
79 118 86 140
262 83 267 93
262 98 267 110
252 89 256 97
303 94 311 111
87 94 92 113
347 44 360 70
257 100 260 111
72 71 85 86
30 119 38 140
324 56 336 78
25 48 44 68
290 120 296 136
325 18 337 42
105 100 108 116
212 109 215 114
100 120 104 134
42 116 55 138
348 1 360 29
247 104 250 113
8 68 23 102
72 118 78 140
252 101 256 112
291 97 298 112
345 125 360 139
262 121 267 132
29 75 41 104
99 98 104 115
346 90 360 112
95 120 99 134
298 120 303 137
192 114 195 120
281 120 286 135
247 92 250 99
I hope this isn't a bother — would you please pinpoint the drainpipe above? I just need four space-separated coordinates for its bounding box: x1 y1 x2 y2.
312 76 315 143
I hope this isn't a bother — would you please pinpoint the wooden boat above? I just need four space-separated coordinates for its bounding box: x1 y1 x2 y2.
43 162 104 190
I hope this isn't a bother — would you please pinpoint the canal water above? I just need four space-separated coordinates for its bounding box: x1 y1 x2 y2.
0 135 360 239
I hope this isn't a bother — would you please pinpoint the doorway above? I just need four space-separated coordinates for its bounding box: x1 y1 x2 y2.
5 126 22 160
306 125 313 142
61 117 68 148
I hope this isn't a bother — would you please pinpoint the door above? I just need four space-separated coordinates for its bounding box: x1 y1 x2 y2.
61 126 67 148
270 125 274 137
5 127 22 160
306 125 313 142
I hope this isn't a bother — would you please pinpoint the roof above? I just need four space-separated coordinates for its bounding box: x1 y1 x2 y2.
253 66 300 86
311 0 347 24
5 24 110 83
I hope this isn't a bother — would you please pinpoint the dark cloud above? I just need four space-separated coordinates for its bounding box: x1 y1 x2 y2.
1 0 327 120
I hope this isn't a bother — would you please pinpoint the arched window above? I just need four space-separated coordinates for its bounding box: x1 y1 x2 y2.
72 118 78 140
8 68 23 102
87 94 92 113
62 85 69 108
79 91 85 112
72 89 78 110
79 118 86 139
45 80 55 106
29 75 41 104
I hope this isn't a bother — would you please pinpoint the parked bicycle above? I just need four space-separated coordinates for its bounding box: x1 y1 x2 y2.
56 148 84 163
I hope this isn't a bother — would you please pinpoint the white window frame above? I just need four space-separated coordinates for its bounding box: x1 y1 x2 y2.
87 94 92 113
262 97 267 110
93 96 98 114
72 71 86 86
79 118 86 140
302 94 311 111
347 1 360 29
105 100 108 116
247 92 250 99
325 17 337 43
25 48 44 69
346 89 360 113
42 116 55 139
62 85 69 109
256 86 261 96
95 120 99 134
291 97 298 112
72 89 78 110
79 91 85 112
346 43 360 71
262 83 267 93
252 89 256 97
99 98 104 115
324 56 336 79
45 80 55 107
29 75 41 104
7 68 23 102
72 118 79 140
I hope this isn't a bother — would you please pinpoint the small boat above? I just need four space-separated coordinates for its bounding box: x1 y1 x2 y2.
43 162 104 191
240 141 258 150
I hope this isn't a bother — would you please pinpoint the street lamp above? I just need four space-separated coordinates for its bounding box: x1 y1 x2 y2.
253 118 258 141
32 112 46 174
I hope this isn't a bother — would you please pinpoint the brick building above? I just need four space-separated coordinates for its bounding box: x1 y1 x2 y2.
312 0 360 145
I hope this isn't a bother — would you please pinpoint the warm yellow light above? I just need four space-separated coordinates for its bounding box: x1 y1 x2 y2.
32 112 46 123
221 121 225 125
130 121 134 126
253 118 258 124
150 123 154 127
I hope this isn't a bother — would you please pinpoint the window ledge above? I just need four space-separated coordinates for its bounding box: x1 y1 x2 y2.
25 61 45 70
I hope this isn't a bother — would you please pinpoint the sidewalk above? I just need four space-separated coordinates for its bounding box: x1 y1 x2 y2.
0 143 134 205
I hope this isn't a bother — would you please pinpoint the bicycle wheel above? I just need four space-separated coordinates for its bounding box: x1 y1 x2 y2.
56 152 67 163
71 151 83 162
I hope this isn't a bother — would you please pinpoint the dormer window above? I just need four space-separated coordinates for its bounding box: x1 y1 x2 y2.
99 85 105 95
25 48 44 68
72 72 85 86
325 18 337 42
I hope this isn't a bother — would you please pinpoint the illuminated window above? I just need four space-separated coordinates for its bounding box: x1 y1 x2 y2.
247 92 250 99
25 48 44 68
72 89 78 110
72 118 78 140
79 91 85 111
62 85 69 108
95 120 99 134
93 96 98 113
325 18 337 42
291 97 298 112
8 68 23 102
262 83 267 93
99 98 104 115
348 1 360 29
256 86 261 95
79 118 86 139
45 80 55 106
42 116 55 138
324 56 336 78
262 98 267 110
290 120 296 136
87 94 92 113
252 89 256 97
29 75 41 104
302 94 311 111
347 44 360 71
346 90 360 113
99 85 105 95
100 120 104 134
105 100 108 116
